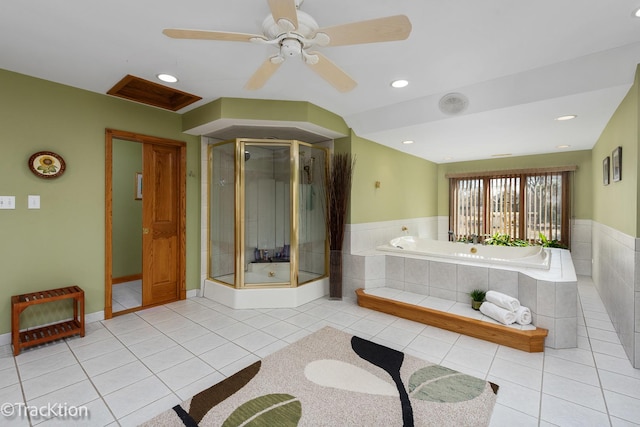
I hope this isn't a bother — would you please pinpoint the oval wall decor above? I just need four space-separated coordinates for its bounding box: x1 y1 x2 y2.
28 151 66 179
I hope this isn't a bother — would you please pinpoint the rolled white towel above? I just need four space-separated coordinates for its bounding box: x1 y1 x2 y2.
515 306 532 325
485 290 520 312
480 301 517 325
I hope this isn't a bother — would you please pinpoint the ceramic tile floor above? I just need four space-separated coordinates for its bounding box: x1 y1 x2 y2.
111 281 142 312
1 275 639 426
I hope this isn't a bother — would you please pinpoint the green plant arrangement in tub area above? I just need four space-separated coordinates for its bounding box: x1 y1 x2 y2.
470 289 486 310
482 232 567 249
537 232 568 249
484 232 529 247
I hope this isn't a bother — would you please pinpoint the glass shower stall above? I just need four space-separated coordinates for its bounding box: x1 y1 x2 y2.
208 138 328 289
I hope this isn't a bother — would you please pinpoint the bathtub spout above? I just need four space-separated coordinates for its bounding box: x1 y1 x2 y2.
448 230 457 242
471 234 479 244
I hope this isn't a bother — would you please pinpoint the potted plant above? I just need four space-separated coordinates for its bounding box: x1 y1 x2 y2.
470 289 486 310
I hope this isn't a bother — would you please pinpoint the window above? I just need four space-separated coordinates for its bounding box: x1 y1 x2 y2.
449 169 571 245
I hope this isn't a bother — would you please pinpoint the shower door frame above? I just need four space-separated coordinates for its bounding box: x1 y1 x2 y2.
207 138 329 289
237 139 298 289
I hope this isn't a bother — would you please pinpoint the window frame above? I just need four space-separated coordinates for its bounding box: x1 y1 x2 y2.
448 167 573 247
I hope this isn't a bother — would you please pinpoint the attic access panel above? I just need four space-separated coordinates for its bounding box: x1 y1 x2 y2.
107 74 201 111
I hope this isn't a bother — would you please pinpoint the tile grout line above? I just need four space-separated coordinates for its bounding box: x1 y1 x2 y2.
577 283 613 426
64 334 121 427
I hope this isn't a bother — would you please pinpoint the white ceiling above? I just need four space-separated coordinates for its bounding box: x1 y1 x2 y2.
2 0 639 163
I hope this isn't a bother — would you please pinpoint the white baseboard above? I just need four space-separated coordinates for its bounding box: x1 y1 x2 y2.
1 291 200 349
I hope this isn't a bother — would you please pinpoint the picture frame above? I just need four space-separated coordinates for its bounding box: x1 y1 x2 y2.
612 146 622 182
602 156 610 185
28 151 66 179
135 172 143 200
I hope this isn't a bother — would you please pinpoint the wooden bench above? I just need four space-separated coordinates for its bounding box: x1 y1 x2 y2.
11 286 85 356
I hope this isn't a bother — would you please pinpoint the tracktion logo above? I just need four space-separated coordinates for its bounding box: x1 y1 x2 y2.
1 402 89 420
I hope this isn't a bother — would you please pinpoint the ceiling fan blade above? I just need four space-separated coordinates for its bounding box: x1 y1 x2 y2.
245 57 282 90
163 28 264 42
315 15 411 47
305 51 356 93
267 0 298 30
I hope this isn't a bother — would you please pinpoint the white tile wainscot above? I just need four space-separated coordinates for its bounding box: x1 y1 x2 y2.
344 247 578 349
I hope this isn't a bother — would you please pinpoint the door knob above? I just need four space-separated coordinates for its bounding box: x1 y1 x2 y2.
143 228 149 234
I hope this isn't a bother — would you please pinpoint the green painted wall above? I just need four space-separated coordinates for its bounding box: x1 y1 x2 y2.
0 69 200 334
112 139 143 278
591 66 639 237
437 151 593 220
183 97 350 136
348 132 438 224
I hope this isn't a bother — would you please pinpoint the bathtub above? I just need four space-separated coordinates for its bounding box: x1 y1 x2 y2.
377 236 551 270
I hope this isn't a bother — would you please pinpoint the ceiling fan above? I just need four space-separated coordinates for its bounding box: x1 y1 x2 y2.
163 0 411 92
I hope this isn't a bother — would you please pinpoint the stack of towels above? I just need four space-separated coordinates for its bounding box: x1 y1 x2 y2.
479 291 531 326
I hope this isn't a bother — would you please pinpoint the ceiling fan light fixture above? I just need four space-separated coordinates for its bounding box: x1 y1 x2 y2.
157 73 178 83
280 38 303 58
391 79 409 88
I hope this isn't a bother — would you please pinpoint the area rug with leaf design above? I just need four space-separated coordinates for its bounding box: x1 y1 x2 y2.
142 326 499 426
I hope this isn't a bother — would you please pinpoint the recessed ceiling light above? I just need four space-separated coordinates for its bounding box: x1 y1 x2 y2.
555 115 577 121
443 156 453 161
633 7 640 17
157 73 178 83
557 145 571 149
402 140 414 144
391 79 409 88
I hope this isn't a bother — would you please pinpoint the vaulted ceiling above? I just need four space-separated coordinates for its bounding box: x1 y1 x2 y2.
2 0 639 163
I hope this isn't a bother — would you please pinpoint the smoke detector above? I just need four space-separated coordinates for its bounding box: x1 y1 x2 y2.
439 93 469 115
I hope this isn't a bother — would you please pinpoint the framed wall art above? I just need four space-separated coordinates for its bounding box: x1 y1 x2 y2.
28 151 66 179
612 146 622 182
602 156 610 185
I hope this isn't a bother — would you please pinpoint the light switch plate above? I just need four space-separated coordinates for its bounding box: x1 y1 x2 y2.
28 195 40 209
0 196 16 209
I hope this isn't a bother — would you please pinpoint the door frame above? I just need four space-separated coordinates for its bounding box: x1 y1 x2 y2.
105 128 187 319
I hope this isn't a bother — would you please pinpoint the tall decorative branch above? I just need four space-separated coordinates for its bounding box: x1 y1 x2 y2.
323 152 356 298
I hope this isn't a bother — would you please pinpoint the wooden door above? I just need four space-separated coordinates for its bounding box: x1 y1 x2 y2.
142 142 185 306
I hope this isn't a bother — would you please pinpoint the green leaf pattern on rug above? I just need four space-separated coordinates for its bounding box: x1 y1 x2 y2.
408 365 487 403
221 393 301 427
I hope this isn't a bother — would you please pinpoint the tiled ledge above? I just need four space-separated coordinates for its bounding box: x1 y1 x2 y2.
344 248 578 349
356 288 548 352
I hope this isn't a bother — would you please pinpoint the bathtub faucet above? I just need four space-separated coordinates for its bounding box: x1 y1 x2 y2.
448 230 457 242
470 234 479 244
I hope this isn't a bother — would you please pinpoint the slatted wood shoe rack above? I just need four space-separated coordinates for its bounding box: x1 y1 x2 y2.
11 286 85 356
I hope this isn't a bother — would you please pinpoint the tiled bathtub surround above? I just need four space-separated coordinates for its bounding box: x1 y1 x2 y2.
343 217 439 254
591 221 640 368
344 248 578 349
571 219 593 276
347 216 592 275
